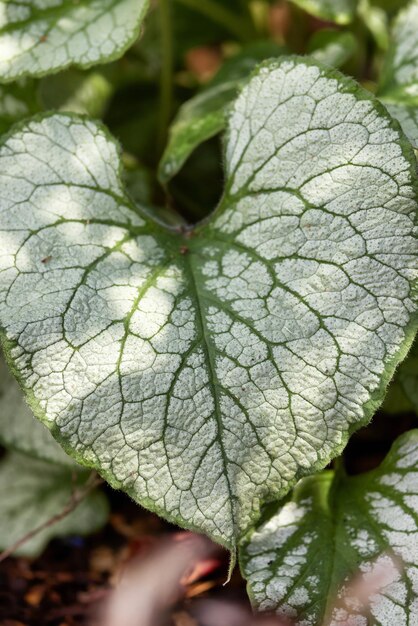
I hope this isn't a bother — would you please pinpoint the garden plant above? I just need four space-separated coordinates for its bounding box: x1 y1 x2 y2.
0 0 418 624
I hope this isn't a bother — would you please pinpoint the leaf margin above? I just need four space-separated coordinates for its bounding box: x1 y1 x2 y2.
0 55 417 554
0 0 151 83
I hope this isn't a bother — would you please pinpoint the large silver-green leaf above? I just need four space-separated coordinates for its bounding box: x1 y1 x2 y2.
288 0 358 24
0 356 78 466
378 0 418 147
0 0 149 82
0 58 417 550
0 452 108 557
241 430 418 625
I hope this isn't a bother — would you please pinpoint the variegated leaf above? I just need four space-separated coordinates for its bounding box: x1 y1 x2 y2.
0 0 149 81
0 58 416 550
378 0 418 147
241 430 418 626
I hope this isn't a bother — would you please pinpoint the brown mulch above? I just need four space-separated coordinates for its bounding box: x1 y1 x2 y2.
0 489 241 626
0 408 415 626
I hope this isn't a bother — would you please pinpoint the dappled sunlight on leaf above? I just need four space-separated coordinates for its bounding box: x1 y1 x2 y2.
0 0 150 81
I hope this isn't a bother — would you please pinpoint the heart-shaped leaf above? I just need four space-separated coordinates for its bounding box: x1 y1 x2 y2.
288 0 358 24
0 355 78 467
378 0 418 147
0 57 417 550
0 0 149 82
240 430 418 625
0 452 108 557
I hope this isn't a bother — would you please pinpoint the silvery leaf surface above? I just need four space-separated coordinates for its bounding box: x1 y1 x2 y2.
241 430 418 625
0 0 149 81
0 57 416 550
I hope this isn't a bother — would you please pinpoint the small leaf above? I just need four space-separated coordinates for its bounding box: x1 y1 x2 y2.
308 29 357 68
0 0 150 82
378 0 418 147
0 356 78 467
240 430 418 625
159 42 284 183
288 0 358 24
0 58 417 550
0 453 108 557
159 81 237 183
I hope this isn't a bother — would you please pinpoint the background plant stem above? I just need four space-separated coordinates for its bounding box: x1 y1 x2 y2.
157 0 174 156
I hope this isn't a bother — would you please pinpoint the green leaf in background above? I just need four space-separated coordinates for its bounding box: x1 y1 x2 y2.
378 0 418 147
390 344 418 412
38 70 114 118
0 58 417 551
380 103 418 150
288 0 358 25
158 81 237 183
123 155 153 208
307 29 357 68
241 430 418 625
358 0 389 50
370 0 409 14
158 42 284 183
383 343 418 414
0 0 150 82
0 81 40 134
173 0 256 49
104 83 160 167
0 453 108 557
0 356 78 467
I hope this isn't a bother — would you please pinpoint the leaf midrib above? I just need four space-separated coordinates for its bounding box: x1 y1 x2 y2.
183 252 236 546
